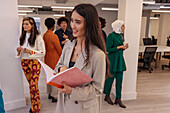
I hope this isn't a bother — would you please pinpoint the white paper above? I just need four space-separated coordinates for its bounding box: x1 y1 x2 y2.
38 59 72 83
38 59 56 82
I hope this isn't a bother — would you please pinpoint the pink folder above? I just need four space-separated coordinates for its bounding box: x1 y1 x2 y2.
38 59 94 88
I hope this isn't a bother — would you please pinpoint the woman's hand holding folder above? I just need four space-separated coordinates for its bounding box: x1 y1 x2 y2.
54 66 72 94
57 82 72 94
59 66 68 73
53 66 68 75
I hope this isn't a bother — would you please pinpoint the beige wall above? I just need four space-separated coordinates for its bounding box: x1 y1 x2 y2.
140 17 147 46
95 4 118 36
149 13 170 46
150 19 159 39
158 13 170 45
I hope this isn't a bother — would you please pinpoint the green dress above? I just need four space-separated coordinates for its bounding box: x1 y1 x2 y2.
106 32 126 74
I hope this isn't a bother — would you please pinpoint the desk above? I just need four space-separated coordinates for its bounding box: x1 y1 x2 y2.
139 45 170 53
139 45 170 68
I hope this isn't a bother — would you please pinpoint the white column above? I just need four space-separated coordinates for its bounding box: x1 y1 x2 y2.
116 0 143 100
0 0 26 111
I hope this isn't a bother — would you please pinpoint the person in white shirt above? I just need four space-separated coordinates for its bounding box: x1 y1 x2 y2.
16 17 45 113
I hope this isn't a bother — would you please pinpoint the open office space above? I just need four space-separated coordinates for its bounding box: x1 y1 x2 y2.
0 0 170 113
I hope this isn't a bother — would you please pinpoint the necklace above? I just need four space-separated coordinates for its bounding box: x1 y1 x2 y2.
74 43 83 57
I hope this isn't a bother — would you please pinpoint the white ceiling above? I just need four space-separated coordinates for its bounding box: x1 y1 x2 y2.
101 0 118 4
18 0 170 14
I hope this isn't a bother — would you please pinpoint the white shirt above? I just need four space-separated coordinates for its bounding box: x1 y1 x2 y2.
17 33 45 59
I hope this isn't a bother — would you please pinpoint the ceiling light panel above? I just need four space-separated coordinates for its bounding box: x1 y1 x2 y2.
160 6 170 9
51 6 74 9
150 17 159 19
53 14 65 17
152 10 170 13
143 1 155 4
18 5 42 8
101 7 118 11
18 14 27 16
18 10 33 13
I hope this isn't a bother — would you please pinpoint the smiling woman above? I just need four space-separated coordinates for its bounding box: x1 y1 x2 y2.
54 3 110 113
70 12 85 38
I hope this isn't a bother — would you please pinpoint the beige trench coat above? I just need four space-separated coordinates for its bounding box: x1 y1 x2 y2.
54 39 106 113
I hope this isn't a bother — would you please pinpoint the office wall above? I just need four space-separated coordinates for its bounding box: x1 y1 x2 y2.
140 17 147 46
142 10 151 37
150 19 159 39
95 4 118 36
0 0 26 111
149 13 170 46
158 13 170 45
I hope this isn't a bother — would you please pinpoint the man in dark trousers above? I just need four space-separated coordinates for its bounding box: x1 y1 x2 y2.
43 18 62 103
54 17 72 48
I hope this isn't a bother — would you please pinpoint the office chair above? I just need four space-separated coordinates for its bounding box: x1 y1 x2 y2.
166 36 170 46
162 53 170 70
162 37 170 70
151 36 157 45
143 38 153 45
138 47 157 73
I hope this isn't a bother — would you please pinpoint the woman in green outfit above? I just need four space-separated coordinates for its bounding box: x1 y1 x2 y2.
103 20 128 108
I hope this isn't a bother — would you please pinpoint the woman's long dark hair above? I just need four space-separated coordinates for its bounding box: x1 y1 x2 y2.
20 17 39 47
71 4 110 76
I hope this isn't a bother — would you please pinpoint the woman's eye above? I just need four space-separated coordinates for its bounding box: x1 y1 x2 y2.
76 21 80 24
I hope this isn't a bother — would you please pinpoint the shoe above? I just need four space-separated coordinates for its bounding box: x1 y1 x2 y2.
51 97 57 103
48 94 52 99
48 94 57 103
104 95 114 105
29 108 33 113
114 98 126 108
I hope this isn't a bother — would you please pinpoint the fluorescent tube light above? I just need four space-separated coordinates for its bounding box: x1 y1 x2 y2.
143 1 155 4
150 17 159 19
18 5 42 8
18 14 27 16
51 6 74 9
53 14 65 17
152 10 170 13
160 6 170 9
18 10 33 13
101 7 118 11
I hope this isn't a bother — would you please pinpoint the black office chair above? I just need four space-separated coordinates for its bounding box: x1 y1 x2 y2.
151 36 157 45
162 53 170 70
138 47 157 73
143 38 153 45
162 37 170 70
166 36 170 46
